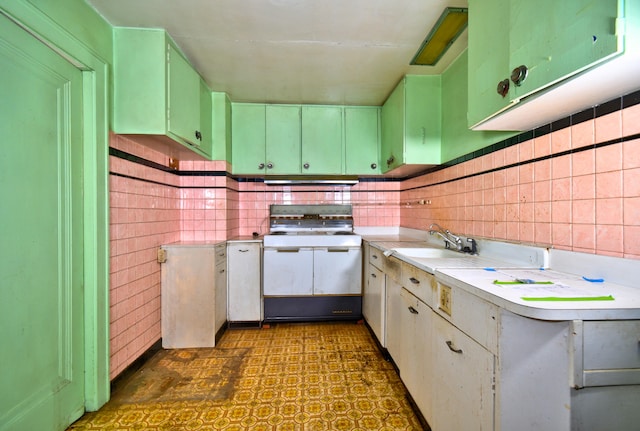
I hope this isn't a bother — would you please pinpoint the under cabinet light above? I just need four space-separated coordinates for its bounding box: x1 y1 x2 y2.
411 7 468 66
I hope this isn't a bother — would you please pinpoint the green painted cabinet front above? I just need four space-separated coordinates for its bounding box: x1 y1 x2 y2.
381 76 441 174
113 28 212 159
231 103 266 174
345 107 380 175
168 43 201 146
468 0 622 128
266 105 301 174
301 106 343 174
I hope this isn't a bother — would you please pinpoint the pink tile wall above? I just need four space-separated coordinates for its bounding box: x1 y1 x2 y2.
400 104 640 259
231 180 400 236
109 134 181 379
179 160 235 241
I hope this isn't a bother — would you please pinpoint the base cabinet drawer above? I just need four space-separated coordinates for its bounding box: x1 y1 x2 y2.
573 320 640 387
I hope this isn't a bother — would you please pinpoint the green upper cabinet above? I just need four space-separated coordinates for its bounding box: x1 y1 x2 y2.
231 103 266 174
345 107 380 175
211 92 232 162
232 103 380 176
168 43 201 146
266 105 301 174
468 0 622 128
301 106 343 175
112 28 213 159
381 75 441 174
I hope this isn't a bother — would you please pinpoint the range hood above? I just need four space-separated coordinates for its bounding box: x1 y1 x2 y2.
262 176 359 186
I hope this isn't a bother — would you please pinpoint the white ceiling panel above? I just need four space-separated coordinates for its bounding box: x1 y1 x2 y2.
87 0 468 105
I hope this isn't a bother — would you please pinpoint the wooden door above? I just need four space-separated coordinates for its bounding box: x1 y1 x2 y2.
0 12 85 430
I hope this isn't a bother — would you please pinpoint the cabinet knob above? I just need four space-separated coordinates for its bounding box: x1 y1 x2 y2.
267 162 274 169
408 306 419 315
195 130 202 141
409 277 420 285
510 65 528 87
497 79 510 97
303 163 310 169
370 163 377 170
258 163 265 169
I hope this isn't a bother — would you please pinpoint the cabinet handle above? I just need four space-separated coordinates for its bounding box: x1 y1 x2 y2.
239 249 249 253
219 269 225 274
371 273 377 278
258 163 265 169
408 306 419 315
446 340 463 354
328 248 349 252
370 163 377 170
303 162 310 169
409 277 420 285
510 65 528 87
372 255 378 259
386 155 395 167
267 162 274 169
195 130 202 141
497 79 510 97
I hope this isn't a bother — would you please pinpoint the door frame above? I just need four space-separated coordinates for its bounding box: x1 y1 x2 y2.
0 4 111 410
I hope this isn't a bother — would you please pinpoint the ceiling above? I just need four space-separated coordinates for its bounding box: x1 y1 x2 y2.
86 0 468 106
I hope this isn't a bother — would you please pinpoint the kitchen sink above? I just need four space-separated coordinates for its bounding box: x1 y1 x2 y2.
391 247 465 259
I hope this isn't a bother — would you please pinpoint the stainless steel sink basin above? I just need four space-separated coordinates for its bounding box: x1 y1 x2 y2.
391 247 465 259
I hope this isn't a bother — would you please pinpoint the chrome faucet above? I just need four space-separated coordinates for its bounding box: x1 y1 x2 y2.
428 223 463 251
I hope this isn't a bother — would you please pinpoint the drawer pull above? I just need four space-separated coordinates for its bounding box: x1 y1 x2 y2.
409 277 420 285
238 249 249 253
371 273 377 278
372 254 378 259
446 340 463 354
408 306 419 315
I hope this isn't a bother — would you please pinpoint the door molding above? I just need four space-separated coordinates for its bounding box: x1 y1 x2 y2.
0 3 110 411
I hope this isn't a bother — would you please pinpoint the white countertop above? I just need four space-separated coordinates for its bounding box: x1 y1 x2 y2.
364 231 640 321
437 267 640 320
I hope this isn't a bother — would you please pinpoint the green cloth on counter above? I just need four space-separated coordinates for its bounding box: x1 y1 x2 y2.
521 295 615 302
493 280 554 285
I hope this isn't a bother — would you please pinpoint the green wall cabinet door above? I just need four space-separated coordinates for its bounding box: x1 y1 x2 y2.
231 103 266 174
345 107 380 175
168 43 201 147
381 75 441 174
468 0 622 128
301 106 343 175
113 28 212 159
266 105 301 174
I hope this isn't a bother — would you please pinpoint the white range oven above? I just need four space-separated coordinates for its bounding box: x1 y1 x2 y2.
263 204 362 322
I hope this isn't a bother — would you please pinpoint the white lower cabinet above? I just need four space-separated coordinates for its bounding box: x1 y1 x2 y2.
363 263 385 345
227 241 262 323
399 288 433 423
160 242 226 348
431 311 494 431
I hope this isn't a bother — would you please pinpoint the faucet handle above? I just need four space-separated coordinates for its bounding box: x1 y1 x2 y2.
463 238 478 255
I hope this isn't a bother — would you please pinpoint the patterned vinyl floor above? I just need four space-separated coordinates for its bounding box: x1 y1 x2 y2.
68 322 425 430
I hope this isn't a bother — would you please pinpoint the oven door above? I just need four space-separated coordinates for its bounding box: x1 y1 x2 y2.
313 246 362 295
263 247 313 296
